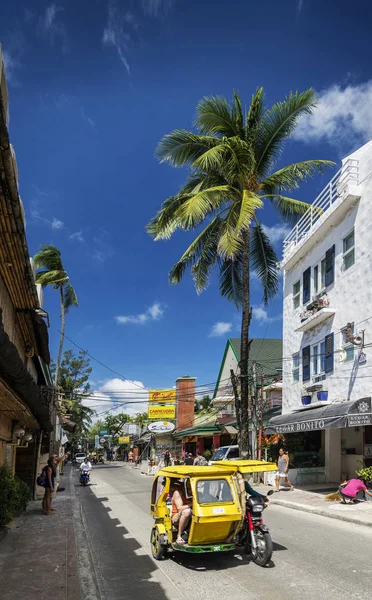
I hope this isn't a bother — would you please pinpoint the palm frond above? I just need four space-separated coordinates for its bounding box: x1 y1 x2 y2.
236 190 263 232
246 87 265 134
169 218 222 286
262 160 335 193
266 194 314 226
146 194 191 240
176 185 235 229
218 254 243 307
63 282 78 312
156 130 219 166
251 220 279 304
195 95 242 137
34 244 63 271
217 203 243 259
256 88 318 176
192 143 229 172
231 91 244 137
35 269 68 287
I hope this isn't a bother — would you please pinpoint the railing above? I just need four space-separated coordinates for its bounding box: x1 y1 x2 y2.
283 159 359 259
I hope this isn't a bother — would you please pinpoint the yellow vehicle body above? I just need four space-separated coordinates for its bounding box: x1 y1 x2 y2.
150 460 277 558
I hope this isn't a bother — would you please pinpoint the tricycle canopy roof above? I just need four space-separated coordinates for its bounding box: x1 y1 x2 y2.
156 460 277 479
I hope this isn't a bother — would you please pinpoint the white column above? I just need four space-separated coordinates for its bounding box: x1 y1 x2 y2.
325 429 341 482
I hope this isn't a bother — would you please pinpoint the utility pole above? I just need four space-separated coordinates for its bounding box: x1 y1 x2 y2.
230 369 241 434
251 361 257 460
258 373 264 462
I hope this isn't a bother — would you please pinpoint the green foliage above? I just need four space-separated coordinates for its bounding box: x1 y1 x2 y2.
356 466 372 485
202 449 212 461
34 245 78 313
53 349 94 437
0 466 31 527
148 88 334 307
194 395 213 414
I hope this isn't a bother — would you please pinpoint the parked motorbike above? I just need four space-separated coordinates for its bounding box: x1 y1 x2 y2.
237 489 274 566
80 471 90 486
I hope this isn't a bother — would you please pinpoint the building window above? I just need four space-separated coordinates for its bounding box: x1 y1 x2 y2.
293 353 300 382
312 340 326 381
343 229 355 271
341 323 355 363
313 258 326 295
293 280 301 310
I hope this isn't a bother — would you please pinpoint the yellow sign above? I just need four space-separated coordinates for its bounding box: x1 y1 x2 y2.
149 389 176 403
148 405 176 419
119 436 130 444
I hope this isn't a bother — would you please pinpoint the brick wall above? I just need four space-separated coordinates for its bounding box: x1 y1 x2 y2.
176 377 196 431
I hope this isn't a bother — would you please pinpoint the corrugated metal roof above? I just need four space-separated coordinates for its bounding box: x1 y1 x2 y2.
229 338 282 377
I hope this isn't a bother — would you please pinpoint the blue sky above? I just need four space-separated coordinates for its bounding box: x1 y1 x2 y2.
1 0 372 411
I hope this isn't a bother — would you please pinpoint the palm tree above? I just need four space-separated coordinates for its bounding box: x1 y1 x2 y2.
147 88 333 458
34 245 78 386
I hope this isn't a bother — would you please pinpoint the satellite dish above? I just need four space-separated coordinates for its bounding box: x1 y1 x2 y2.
339 349 347 363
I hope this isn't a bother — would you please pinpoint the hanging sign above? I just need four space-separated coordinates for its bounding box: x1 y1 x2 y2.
147 421 175 434
148 405 176 419
149 389 176 403
119 436 130 444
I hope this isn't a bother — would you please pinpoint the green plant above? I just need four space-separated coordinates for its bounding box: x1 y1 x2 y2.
356 465 372 485
148 89 333 458
203 449 212 461
0 466 31 527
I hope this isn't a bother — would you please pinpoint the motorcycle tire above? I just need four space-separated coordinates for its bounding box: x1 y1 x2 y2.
251 530 273 567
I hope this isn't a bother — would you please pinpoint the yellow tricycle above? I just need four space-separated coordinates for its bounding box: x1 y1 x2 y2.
150 460 277 566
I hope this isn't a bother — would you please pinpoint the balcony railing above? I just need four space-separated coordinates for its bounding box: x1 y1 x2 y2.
283 159 359 262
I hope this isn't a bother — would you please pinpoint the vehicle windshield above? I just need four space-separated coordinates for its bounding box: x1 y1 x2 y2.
196 479 233 504
210 448 228 461
76 453 86 458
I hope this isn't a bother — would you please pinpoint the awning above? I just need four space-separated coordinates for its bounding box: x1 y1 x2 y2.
223 425 238 435
265 397 372 434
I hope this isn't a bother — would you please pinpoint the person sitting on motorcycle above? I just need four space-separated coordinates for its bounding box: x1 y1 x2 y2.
244 479 268 501
171 479 192 545
80 458 92 477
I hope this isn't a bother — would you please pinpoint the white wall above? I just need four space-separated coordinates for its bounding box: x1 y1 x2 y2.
282 141 372 413
213 344 238 414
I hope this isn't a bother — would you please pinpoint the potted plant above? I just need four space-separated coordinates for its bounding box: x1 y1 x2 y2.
356 465 372 498
301 388 312 406
300 310 310 323
317 390 329 401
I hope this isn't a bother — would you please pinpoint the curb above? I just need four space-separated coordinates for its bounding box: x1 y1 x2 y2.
271 498 372 528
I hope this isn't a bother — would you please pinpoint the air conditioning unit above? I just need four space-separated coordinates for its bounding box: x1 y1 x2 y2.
338 349 347 363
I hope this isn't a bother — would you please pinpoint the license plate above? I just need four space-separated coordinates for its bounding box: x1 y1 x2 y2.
212 507 225 514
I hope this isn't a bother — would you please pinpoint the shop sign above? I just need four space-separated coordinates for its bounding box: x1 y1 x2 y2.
182 436 197 443
119 436 130 444
148 405 176 419
149 389 176 403
348 414 372 427
365 444 372 458
148 421 175 434
99 429 109 436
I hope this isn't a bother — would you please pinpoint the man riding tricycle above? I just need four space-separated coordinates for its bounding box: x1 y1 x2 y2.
150 460 277 566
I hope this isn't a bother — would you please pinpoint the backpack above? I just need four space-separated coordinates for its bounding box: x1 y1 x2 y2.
36 469 46 487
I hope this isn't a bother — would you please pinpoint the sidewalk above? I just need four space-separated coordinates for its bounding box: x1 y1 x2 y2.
0 466 81 600
255 483 372 528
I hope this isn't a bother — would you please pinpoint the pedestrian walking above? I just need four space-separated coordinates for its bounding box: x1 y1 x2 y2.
275 448 294 491
42 458 56 515
164 448 171 467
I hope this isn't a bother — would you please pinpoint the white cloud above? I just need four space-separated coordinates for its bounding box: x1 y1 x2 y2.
38 4 68 53
2 50 21 83
116 302 166 325
69 231 84 243
51 217 64 230
83 378 149 420
262 224 290 244
103 2 132 74
252 306 282 325
293 81 372 147
142 0 174 17
296 0 304 13
209 322 232 337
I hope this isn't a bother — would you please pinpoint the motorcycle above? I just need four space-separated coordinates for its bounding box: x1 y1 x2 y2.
80 471 90 486
237 489 274 566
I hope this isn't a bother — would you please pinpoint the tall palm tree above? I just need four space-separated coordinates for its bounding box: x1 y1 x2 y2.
147 88 333 458
34 244 78 387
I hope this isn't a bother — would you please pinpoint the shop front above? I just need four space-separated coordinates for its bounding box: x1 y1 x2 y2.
266 397 372 483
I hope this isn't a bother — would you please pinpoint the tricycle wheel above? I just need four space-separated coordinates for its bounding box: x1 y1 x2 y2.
150 527 167 560
251 530 273 567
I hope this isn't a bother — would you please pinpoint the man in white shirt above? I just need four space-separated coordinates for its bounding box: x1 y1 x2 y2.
80 458 92 473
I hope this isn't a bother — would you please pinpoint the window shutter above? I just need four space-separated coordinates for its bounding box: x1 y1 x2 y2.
302 345 310 382
303 267 311 304
325 333 334 373
325 245 335 286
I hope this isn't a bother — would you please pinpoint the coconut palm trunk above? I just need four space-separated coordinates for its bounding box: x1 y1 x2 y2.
55 286 66 387
239 228 251 458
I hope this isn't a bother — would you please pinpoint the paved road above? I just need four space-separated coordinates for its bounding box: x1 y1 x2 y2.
74 464 372 600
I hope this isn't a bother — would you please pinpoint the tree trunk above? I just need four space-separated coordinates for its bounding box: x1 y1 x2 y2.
239 227 251 459
55 286 65 387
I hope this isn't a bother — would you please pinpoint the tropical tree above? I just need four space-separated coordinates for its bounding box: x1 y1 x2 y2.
147 88 333 458
195 395 213 414
34 244 78 386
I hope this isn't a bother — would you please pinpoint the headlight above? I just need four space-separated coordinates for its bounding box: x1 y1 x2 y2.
252 505 264 513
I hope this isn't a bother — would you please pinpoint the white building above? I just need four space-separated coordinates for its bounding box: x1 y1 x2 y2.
267 140 372 483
